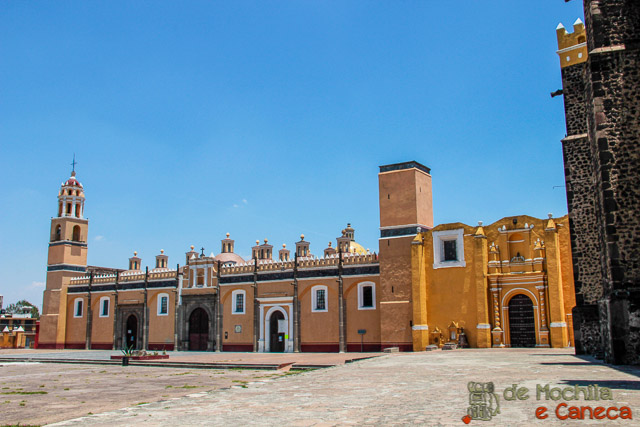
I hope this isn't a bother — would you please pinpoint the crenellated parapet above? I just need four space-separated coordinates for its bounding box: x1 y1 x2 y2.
69 269 178 286
219 252 378 276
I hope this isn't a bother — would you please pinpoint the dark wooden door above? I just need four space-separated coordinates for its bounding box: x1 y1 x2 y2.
189 308 209 351
125 315 138 349
269 311 285 353
508 294 536 348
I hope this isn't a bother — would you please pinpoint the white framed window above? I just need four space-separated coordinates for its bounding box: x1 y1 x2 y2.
357 282 376 310
232 289 246 314
311 285 328 312
157 293 169 316
432 229 466 269
73 298 83 318
99 296 110 317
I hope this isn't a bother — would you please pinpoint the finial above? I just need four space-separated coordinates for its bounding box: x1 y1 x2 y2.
264 238 268 244
282 243 286 248
190 245 194 250
226 232 230 238
300 234 304 241
160 249 164 254
328 242 332 247
478 221 483 226
256 240 260 245
134 251 137 256
71 154 77 174
548 213 553 219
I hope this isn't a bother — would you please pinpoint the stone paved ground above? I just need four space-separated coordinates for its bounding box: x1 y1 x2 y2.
40 348 640 426
0 362 282 426
0 349 379 366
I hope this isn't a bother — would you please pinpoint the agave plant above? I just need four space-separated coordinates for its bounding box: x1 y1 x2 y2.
121 344 134 356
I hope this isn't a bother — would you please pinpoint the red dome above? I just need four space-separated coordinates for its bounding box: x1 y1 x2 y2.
64 172 83 188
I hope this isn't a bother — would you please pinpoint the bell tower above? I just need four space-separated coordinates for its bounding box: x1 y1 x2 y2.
39 168 89 349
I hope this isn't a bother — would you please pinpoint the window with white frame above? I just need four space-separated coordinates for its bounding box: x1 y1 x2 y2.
432 229 466 269
157 293 169 316
73 298 83 318
311 285 328 312
99 297 110 317
232 290 246 314
357 282 376 310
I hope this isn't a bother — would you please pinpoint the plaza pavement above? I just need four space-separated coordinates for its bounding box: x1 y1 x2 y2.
36 348 640 426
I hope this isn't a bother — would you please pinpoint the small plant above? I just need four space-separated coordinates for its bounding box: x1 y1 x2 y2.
121 344 135 356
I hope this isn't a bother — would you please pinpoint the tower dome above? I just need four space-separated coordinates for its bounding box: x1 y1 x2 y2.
58 170 85 219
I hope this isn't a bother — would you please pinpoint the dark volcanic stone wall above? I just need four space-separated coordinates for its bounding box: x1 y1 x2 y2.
569 0 640 365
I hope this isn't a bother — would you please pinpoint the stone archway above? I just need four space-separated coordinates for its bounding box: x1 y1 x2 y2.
188 308 209 351
124 314 139 350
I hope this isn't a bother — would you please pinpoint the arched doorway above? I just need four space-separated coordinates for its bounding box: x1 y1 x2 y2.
508 294 536 347
269 310 285 353
125 315 138 349
188 308 209 351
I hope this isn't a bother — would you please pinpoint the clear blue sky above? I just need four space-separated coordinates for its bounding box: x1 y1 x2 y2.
0 1 584 309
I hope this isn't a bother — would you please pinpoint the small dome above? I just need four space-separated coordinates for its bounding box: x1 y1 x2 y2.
64 171 83 188
348 241 367 255
215 252 245 265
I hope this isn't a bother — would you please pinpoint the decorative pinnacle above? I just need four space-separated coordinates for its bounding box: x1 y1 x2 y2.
264 238 268 244
548 213 553 219
282 243 286 248
226 232 230 238
160 249 164 254
190 245 194 250
478 221 483 226
256 240 260 245
134 251 137 256
300 234 304 241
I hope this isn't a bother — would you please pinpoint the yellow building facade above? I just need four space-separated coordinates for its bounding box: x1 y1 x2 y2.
39 161 575 352
411 215 576 351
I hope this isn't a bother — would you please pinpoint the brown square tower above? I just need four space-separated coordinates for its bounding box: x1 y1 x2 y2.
378 161 433 350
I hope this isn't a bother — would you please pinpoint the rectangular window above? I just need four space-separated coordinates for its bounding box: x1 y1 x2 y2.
160 296 168 315
443 240 457 261
75 300 83 317
362 286 373 308
101 299 109 316
235 294 244 313
316 289 326 310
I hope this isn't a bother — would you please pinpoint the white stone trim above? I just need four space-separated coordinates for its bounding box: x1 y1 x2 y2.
99 296 110 317
412 324 428 331
231 289 246 315
157 293 170 316
476 323 491 329
256 297 293 303
259 304 293 353
380 300 410 304
432 229 466 269
357 281 376 310
550 322 567 327
311 285 328 313
73 298 83 318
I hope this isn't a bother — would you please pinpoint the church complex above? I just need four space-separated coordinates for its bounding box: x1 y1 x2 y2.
39 161 577 352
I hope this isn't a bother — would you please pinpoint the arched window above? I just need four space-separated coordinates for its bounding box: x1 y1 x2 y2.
311 285 328 312
157 293 169 316
73 298 83 318
232 290 246 314
72 225 81 242
54 225 62 241
357 282 376 310
75 203 81 218
99 297 110 317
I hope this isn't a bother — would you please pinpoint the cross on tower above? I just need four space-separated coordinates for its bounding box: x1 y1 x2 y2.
71 154 78 172
201 247 205 256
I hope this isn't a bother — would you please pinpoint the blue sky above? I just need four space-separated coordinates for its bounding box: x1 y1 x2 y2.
0 1 584 309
